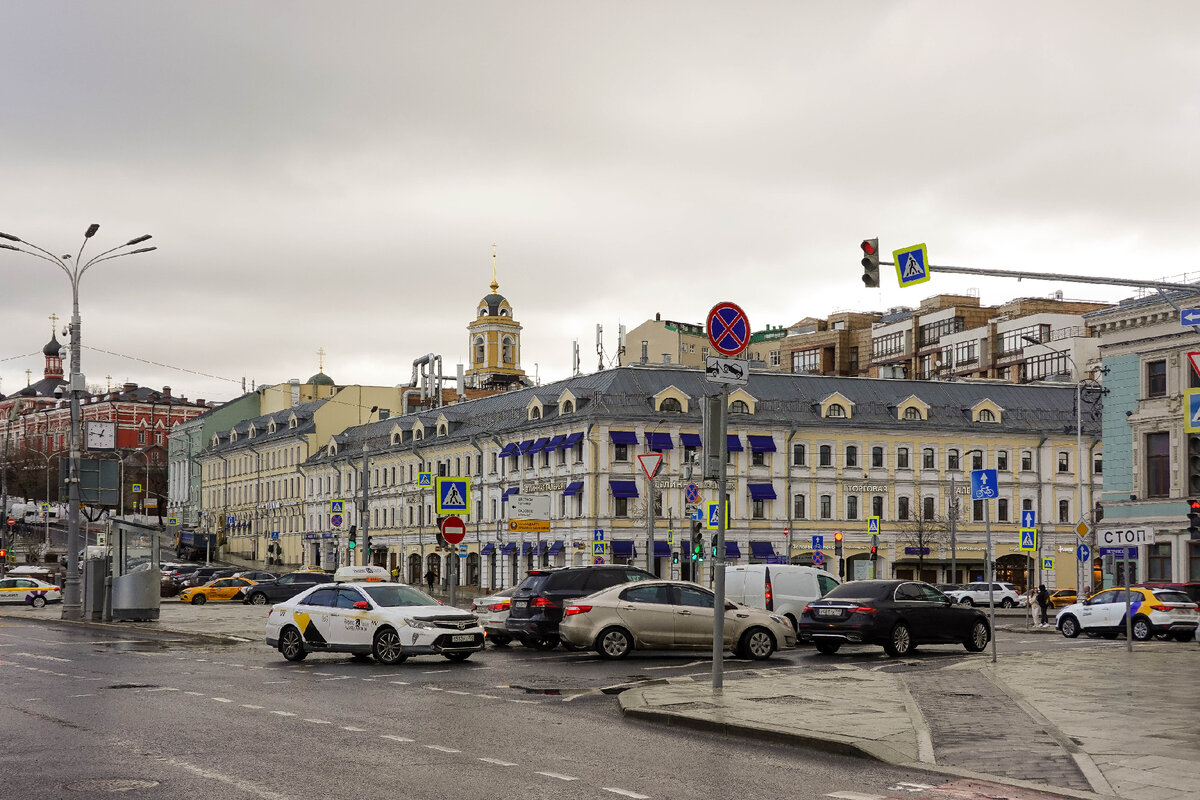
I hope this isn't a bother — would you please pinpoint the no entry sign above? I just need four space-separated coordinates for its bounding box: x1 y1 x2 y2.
440 515 466 545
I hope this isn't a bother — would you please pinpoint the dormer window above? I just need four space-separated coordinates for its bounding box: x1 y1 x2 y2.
903 406 921 420
826 404 846 418
391 432 401 445
530 407 541 420
730 400 750 414
414 428 424 440
562 400 574 414
978 409 996 422
438 424 447 437
660 397 682 413
288 418 297 429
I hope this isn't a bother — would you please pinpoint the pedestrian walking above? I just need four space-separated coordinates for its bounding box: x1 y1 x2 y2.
424 568 436 593
390 565 400 582
1036 584 1050 626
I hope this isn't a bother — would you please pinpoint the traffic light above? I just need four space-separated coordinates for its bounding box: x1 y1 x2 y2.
672 552 680 565
348 524 358 550
860 238 880 288
1190 434 1200 495
692 521 704 561
1188 499 1200 540
711 534 718 558
870 544 878 562
833 531 844 557
0 549 6 559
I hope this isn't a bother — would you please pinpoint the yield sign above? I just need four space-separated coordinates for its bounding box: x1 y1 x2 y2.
707 301 751 356
1188 351 1200 379
638 453 663 480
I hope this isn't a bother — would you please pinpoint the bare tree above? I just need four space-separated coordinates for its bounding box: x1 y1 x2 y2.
896 508 950 579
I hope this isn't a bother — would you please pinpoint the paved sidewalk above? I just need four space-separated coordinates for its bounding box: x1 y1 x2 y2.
619 644 1200 800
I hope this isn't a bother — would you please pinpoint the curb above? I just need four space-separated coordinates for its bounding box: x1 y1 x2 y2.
0 610 249 645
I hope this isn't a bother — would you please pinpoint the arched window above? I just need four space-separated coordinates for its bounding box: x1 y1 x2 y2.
530 407 541 420
947 449 960 470
499 308 509 317
826 403 846 418
730 400 749 414
502 336 514 364
978 409 996 422
438 424 447 436
903 406 922 420
659 397 682 413
473 336 485 364
561 400 574 414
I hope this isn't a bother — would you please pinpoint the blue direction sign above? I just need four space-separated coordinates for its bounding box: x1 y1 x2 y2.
1021 509 1036 529
893 243 930 288
1019 529 1037 550
271 531 280 540
706 301 751 356
1186 389 1200 433
1181 308 1200 326
971 469 998 500
593 529 604 541
690 507 704 521
1100 546 1137 559
1077 543 1091 563
417 472 432 488
812 551 824 566
226 515 235 525
812 535 824 550
434 477 470 514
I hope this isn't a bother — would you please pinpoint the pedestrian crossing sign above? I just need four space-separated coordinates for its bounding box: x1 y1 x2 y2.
330 500 344 514
1019 528 1037 551
417 471 433 488
706 501 730 530
1042 557 1054 570
593 541 606 556
435 477 470 514
1186 389 1200 433
893 243 931 288
867 517 880 536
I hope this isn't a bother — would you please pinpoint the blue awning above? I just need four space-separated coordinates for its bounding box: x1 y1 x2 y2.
726 435 744 452
547 540 564 556
499 543 516 555
529 437 550 453
501 487 520 502
609 430 638 445
748 483 777 500
612 540 636 558
609 480 639 498
561 432 583 449
726 541 741 558
680 433 702 447
646 432 673 450
749 541 775 559
536 541 549 555
563 480 584 496
747 435 776 453
480 543 495 556
499 443 518 457
653 540 671 558
520 542 533 555
518 439 536 454
546 434 566 449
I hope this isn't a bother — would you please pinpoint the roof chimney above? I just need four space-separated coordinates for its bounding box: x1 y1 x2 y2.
162 386 171 397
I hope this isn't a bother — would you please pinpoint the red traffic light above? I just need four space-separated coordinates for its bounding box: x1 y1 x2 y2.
1191 500 1200 510
833 531 843 542
0 549 6 558
860 239 876 256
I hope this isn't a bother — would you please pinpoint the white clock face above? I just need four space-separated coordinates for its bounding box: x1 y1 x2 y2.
86 421 116 450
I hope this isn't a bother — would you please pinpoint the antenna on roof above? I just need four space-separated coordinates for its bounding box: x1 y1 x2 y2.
596 324 605 371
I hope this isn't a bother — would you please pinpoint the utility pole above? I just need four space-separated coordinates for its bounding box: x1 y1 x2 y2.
361 446 369 567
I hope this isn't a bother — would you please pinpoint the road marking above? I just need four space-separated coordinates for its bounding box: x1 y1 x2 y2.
13 652 71 662
474 694 499 699
425 745 461 753
389 681 410 686
319 676 351 681
381 735 414 743
342 726 366 732
423 669 451 674
889 782 934 791
270 711 296 717
211 697 232 703
359 678 376 682
241 704 264 709
446 690 471 695
425 686 444 691
303 719 331 725
69 694 95 698
184 691 203 696
827 792 886 800
507 699 537 704
643 660 707 671
535 772 578 781
478 758 517 767
262 680 290 684
603 789 650 799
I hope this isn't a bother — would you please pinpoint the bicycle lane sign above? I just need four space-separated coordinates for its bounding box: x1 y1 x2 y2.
971 469 998 500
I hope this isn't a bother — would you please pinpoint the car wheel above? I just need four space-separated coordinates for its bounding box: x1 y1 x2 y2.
444 652 471 662
960 597 975 606
884 623 913 657
30 596 47 608
526 635 559 651
738 627 775 660
1130 617 1153 642
249 593 269 606
1000 598 1015 609
279 627 308 662
596 627 633 660
964 620 990 652
814 640 841 655
488 635 511 647
372 627 408 665
192 594 207 605
1060 615 1080 638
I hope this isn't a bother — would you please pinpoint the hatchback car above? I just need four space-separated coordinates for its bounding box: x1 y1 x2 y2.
179 577 257 605
242 571 332 605
471 586 516 646
0 577 61 607
559 579 795 660
1056 587 1199 642
235 570 278 583
797 580 991 657
505 565 654 649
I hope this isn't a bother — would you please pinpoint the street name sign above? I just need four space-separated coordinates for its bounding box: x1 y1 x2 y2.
1096 526 1155 547
704 355 749 386
512 494 550 521
893 243 930 288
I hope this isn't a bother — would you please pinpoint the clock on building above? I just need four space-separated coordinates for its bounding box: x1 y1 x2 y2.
85 420 116 451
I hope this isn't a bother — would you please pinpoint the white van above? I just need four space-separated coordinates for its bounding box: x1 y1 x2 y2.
725 564 841 630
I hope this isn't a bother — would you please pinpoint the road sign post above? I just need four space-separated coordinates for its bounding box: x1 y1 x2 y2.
893 243 930 288
971 468 999 663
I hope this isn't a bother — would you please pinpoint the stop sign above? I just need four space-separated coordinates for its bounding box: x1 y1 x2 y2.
440 515 466 545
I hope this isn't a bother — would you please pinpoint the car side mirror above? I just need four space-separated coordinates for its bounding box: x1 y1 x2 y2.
725 602 737 611
354 601 369 610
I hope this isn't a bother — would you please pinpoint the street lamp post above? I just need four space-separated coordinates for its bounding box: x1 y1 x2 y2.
1 225 155 619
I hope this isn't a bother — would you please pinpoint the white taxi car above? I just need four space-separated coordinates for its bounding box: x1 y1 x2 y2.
0 576 62 607
265 566 484 664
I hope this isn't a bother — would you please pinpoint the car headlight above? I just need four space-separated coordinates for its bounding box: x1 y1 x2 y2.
768 615 787 626
403 618 438 630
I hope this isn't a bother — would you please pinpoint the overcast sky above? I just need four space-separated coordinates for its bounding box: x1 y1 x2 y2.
2 2 1196 404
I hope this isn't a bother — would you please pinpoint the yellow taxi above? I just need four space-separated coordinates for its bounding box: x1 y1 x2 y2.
179 577 257 605
1048 588 1077 608
296 565 331 573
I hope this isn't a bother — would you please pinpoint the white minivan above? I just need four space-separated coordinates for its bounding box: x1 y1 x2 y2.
724 564 841 630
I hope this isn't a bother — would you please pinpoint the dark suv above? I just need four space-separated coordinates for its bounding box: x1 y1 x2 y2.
505 565 654 649
242 571 332 605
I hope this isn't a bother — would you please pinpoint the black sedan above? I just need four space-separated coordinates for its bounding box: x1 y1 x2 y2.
797 579 990 657
241 571 331 605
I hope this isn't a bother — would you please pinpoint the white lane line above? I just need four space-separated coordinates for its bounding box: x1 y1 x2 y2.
241 704 265 710
425 686 444 691
143 687 179 693
423 669 451 674
389 681 410 686
262 680 290 684
342 726 366 732
424 745 461 753
535 772 578 781
270 711 297 717
381 735 414 743
359 678 376 682
603 789 651 799
827 793 886 800
478 758 517 767
23 698 41 702
889 783 934 791
319 676 351 681
184 691 203 696
303 719 331 725
313 672 337 676
211 697 232 703
474 694 499 699
507 699 537 704
70 694 95 698
446 690 471 696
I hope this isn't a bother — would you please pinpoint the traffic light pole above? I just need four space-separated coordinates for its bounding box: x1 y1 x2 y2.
878 260 1198 293
712 385 729 692
985 501 997 664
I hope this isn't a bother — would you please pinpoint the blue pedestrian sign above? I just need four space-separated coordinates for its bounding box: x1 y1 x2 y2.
1021 509 1036 529
970 469 998 500
417 471 433 488
1077 543 1091 563
1019 529 1037 551
893 243 930 288
1181 308 1200 326
329 500 344 514
867 517 880 536
1042 557 1054 571
434 477 470 514
812 551 824 566
812 535 824 550
1186 389 1200 433
270 531 279 540
706 501 729 530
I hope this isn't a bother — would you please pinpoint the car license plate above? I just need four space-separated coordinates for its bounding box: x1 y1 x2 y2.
513 599 528 608
818 608 841 617
451 634 474 643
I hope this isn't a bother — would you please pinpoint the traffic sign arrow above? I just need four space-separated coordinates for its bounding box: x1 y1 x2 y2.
1182 308 1200 325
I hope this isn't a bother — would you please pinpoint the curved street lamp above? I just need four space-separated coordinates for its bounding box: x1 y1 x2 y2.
0 225 156 619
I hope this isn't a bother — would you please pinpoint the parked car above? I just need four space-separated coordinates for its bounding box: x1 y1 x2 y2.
471 586 516 646
935 584 963 594
235 570 278 583
1047 588 1078 609
181 567 236 587
944 582 1023 608
505 565 654 649
0 576 62 607
560 579 795 660
1056 587 1199 642
724 564 840 631
179 577 258 605
797 579 991 657
1134 582 1200 606
242 571 333 605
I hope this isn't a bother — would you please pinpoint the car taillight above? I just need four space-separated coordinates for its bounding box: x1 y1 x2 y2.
1149 604 1171 612
765 578 773 612
564 605 591 616
489 601 511 612
530 597 557 608
850 606 877 615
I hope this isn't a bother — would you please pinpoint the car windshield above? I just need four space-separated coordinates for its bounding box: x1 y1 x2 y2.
821 581 892 601
1153 590 1193 604
362 585 439 607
